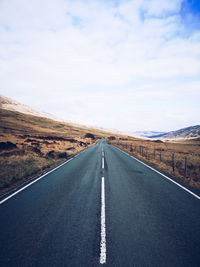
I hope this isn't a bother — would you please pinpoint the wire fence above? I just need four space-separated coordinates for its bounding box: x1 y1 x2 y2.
110 141 200 184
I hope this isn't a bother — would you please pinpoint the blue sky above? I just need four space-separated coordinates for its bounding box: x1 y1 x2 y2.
181 0 200 15
0 0 200 132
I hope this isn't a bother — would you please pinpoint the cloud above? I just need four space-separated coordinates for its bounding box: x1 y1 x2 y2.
142 0 182 16
0 0 200 131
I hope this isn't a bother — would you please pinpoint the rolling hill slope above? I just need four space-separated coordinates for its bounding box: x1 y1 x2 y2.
0 94 63 121
158 125 200 140
0 95 122 194
131 126 200 140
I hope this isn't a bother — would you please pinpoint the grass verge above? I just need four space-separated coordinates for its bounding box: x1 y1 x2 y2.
0 156 63 194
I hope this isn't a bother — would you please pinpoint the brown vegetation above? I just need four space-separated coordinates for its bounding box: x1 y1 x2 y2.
0 108 114 195
1 107 199 194
108 137 200 189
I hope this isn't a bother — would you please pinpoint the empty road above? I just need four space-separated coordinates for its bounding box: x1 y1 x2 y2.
0 140 200 266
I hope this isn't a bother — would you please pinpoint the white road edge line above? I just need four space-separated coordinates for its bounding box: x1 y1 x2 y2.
102 157 104 169
0 155 77 205
115 146 200 200
100 177 106 264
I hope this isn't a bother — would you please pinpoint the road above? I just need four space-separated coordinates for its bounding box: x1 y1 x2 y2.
0 140 200 266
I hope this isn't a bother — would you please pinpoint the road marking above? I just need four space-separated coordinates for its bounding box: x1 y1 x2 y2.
100 177 106 264
102 157 104 169
0 154 78 205
115 147 200 200
102 151 104 157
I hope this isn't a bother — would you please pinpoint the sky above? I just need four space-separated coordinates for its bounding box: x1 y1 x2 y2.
0 0 200 132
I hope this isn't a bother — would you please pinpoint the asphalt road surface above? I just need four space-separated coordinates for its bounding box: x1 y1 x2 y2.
0 140 200 267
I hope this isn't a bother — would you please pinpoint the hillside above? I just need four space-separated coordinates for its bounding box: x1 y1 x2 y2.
131 126 200 140
0 103 121 195
0 94 63 122
156 125 200 140
1 93 199 193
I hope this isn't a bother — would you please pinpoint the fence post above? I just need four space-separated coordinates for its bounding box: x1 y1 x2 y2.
184 157 187 177
130 144 133 152
160 151 162 162
172 153 175 172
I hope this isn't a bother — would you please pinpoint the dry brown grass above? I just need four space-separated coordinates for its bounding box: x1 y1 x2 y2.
0 108 117 195
0 155 62 194
2 108 199 193
108 136 200 189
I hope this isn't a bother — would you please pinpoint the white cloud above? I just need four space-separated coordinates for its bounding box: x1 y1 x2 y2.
142 0 182 16
0 0 200 131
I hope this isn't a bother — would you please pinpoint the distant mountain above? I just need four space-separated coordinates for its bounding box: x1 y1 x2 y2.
158 125 200 140
130 125 200 140
131 131 166 138
0 94 63 122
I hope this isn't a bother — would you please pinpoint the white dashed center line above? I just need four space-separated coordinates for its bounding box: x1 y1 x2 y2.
100 177 106 264
102 157 104 169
